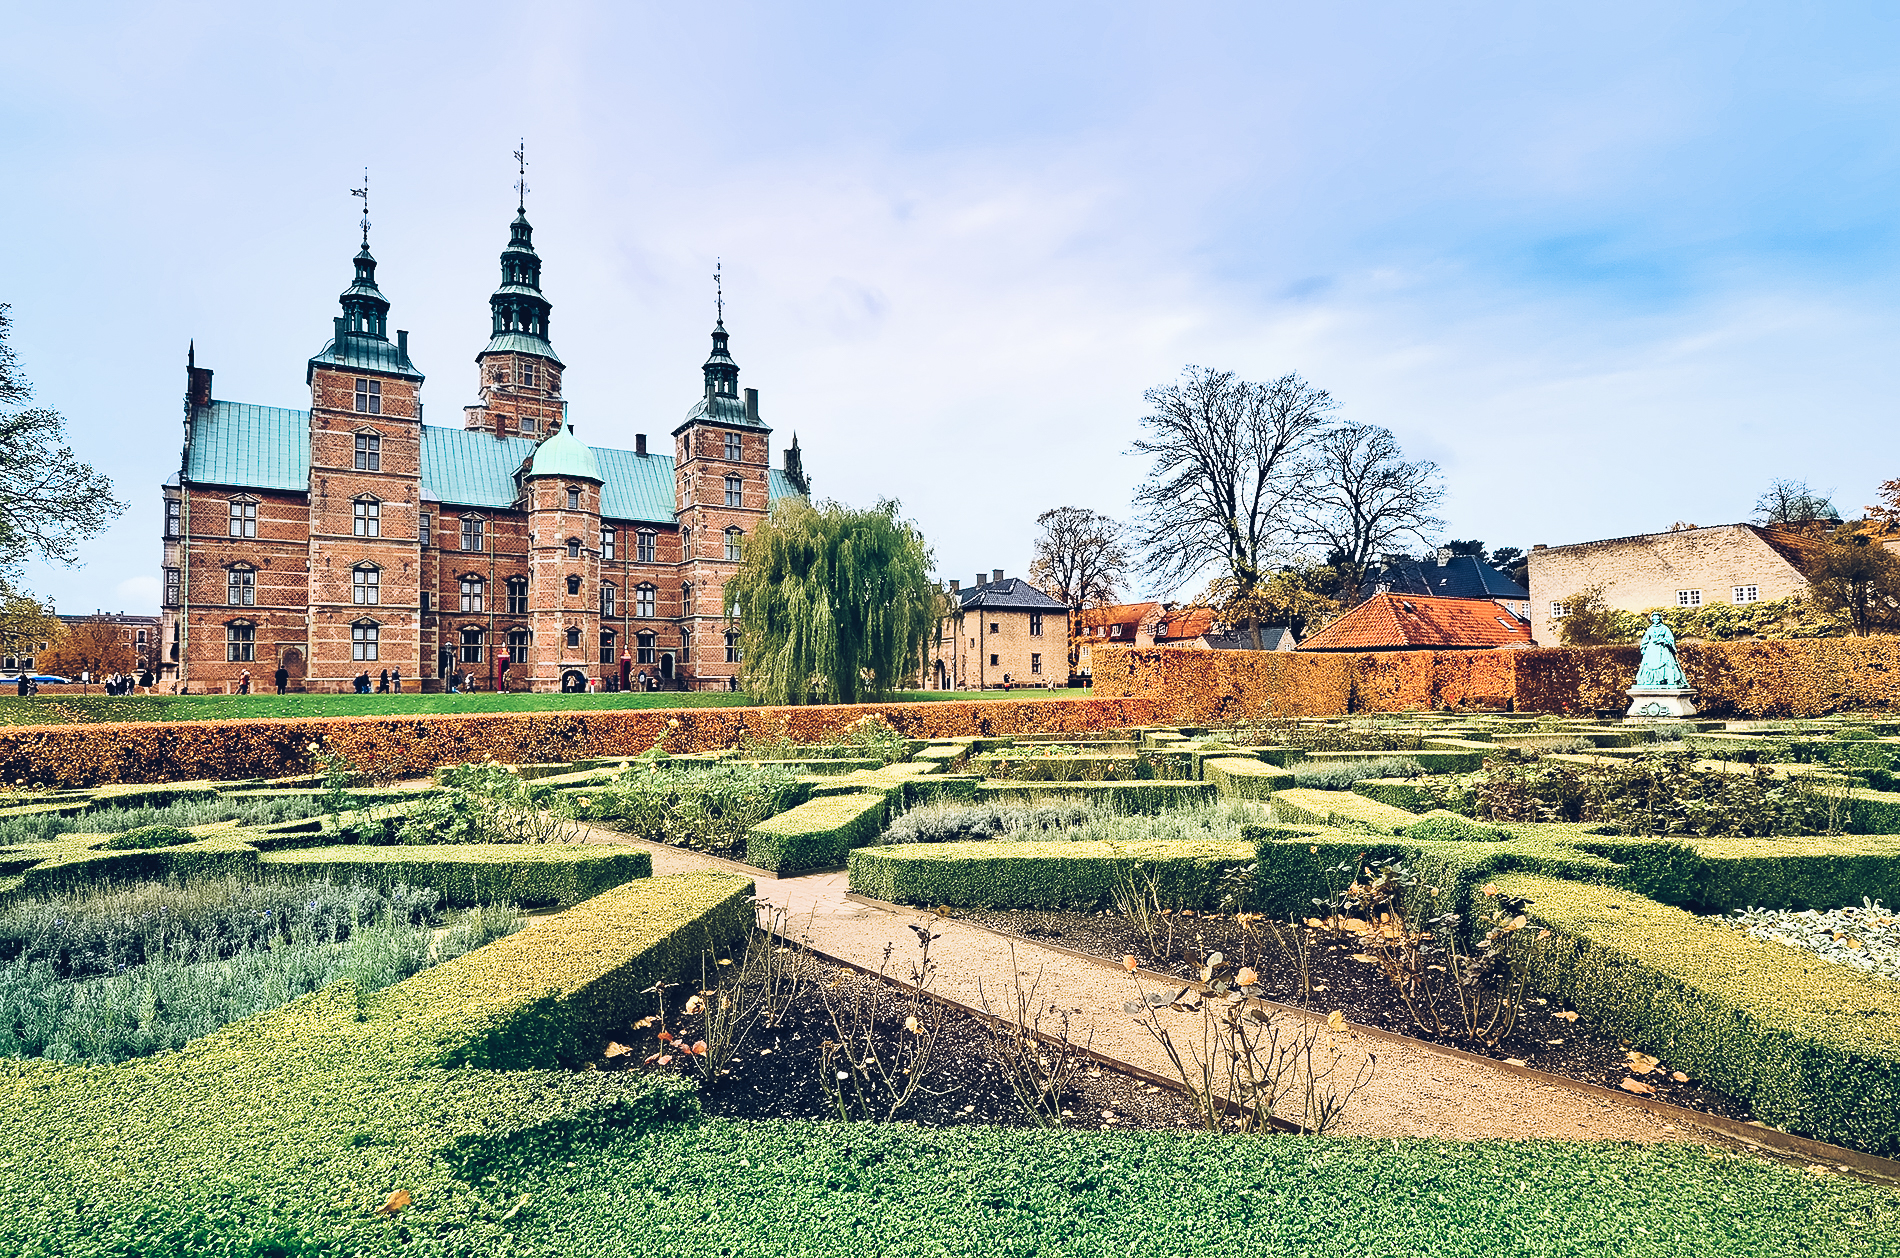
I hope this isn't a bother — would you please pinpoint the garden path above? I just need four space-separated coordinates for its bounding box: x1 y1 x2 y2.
580 825 1715 1144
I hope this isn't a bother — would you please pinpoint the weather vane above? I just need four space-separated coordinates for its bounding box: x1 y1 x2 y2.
513 138 529 211
350 168 370 245
714 258 724 326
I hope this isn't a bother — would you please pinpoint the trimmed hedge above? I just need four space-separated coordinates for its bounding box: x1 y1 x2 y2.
745 792 890 874
967 751 1145 781
1202 756 1296 799
258 844 652 907
1499 873 1900 1154
1302 748 1489 773
1269 788 1420 832
973 780 1216 812
1351 777 1441 811
847 838 1257 910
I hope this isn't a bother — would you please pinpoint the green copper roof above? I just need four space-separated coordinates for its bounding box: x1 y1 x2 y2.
307 333 424 382
185 402 310 491
478 331 564 365
186 401 804 525
528 425 601 481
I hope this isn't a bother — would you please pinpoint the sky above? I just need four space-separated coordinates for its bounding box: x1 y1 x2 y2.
3 1 1898 615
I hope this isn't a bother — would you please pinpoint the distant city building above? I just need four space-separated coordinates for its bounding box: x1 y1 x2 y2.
930 572 1067 689
160 193 811 693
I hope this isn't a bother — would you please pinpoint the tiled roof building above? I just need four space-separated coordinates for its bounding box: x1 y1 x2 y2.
160 197 811 693
1296 593 1532 652
1362 552 1528 603
929 572 1067 690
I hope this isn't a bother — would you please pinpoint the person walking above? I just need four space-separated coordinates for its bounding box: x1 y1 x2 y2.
391 668 401 694
238 669 251 695
378 668 389 693
274 665 288 695
15 673 26 698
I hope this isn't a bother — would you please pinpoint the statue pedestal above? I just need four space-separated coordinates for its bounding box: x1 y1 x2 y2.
1626 687 1698 719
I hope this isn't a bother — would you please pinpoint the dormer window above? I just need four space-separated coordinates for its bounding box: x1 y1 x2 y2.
567 487 580 511
354 379 381 415
354 431 381 471
353 497 380 537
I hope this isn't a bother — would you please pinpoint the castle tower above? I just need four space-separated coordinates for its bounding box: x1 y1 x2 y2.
673 301 770 687
465 192 564 439
523 424 602 691
304 218 425 691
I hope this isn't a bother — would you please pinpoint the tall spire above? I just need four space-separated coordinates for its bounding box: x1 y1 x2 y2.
481 143 562 364
702 262 738 399
514 139 529 212
351 168 370 246
307 170 422 383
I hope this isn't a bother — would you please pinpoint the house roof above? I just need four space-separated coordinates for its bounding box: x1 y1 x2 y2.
1079 601 1160 630
1203 626 1295 651
1154 606 1217 640
1748 525 1831 576
957 578 1068 612
1363 554 1528 601
527 425 602 482
1297 593 1533 652
186 399 803 525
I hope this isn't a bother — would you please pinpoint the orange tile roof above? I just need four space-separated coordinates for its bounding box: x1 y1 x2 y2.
1078 602 1160 631
1296 594 1532 652
1155 607 1217 640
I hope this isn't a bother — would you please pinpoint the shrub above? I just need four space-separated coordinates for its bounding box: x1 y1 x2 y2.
1201 757 1296 799
96 825 197 851
880 799 1098 845
393 761 581 845
1475 754 1847 836
745 793 889 874
973 780 1217 812
582 763 810 858
1268 788 1419 833
1291 756 1427 790
258 844 650 908
848 838 1257 910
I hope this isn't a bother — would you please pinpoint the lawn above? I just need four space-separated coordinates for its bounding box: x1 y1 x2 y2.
0 688 1095 726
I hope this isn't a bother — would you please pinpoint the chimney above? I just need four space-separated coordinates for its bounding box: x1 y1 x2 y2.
332 317 346 361
992 569 1004 585
635 433 648 456
949 579 960 593
397 329 409 361
977 574 987 590
744 388 759 424
1533 543 1547 550
1435 547 1451 566
185 354 213 410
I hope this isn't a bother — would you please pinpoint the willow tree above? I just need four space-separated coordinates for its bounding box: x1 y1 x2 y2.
723 498 945 705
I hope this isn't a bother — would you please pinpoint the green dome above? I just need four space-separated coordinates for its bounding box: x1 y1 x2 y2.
528 425 601 481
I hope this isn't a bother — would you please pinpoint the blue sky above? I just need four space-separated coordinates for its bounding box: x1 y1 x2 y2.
3 2 1898 613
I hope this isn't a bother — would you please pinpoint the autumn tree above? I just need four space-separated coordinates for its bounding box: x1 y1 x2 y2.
1805 525 1900 637
1027 505 1128 674
0 586 58 669
1129 367 1334 649
1753 478 1839 531
38 616 133 680
1553 584 1631 647
723 497 945 705
1865 478 1900 534
1296 423 1444 599
0 305 124 578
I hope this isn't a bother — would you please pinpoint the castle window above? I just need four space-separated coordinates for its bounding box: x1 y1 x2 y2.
566 537 581 559
354 431 381 470
352 620 380 661
165 498 180 538
567 487 580 511
636 530 655 563
601 583 616 617
136 628 147 646
1733 585 1759 604
565 626 581 649
460 576 484 613
519 415 536 435
353 497 380 537
353 565 380 605
681 583 693 615
506 577 528 615
419 512 431 547
421 592 431 613
599 629 617 665
725 476 742 508
637 631 655 664
460 627 485 663
601 528 616 560
1031 653 1042 675
566 574 582 596
507 628 530 652
164 568 179 608
522 364 537 388
724 528 742 562
679 628 691 662
725 631 741 663
225 622 255 663
227 499 256 538
725 433 741 461
354 379 381 415
636 583 656 618
681 527 691 557
227 566 255 607
460 516 484 552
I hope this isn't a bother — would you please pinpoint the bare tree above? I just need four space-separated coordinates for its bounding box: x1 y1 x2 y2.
1297 423 1443 599
1129 367 1334 648
1754 478 1839 531
1027 506 1128 675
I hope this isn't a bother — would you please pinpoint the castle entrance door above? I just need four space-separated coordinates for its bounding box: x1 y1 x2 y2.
660 653 674 682
280 648 306 693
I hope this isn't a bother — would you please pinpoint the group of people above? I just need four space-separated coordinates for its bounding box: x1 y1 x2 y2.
351 669 402 694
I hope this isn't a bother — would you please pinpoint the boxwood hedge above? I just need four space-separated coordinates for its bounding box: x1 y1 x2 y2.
847 838 1256 910
259 844 652 907
745 792 890 874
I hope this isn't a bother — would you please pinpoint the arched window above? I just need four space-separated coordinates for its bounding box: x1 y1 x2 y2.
565 626 581 648
724 630 741 663
681 582 693 615
566 487 581 511
635 583 656 618
724 476 742 508
352 620 380 661
352 565 380 605
226 622 255 662
601 527 616 560
353 497 380 537
566 537 581 559
460 576 484 613
459 626 485 663
506 576 529 615
227 498 257 538
601 583 616 617
724 528 743 562
636 530 656 563
354 430 381 469
599 628 617 665
637 631 656 664
227 566 255 607
565 574 582 596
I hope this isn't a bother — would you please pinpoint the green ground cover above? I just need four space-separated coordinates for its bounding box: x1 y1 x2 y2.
0 689 1094 726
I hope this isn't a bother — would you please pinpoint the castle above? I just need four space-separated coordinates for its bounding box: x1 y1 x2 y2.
158 193 809 693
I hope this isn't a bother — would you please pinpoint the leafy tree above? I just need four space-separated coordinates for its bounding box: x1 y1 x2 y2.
1553 584 1628 647
1753 478 1839 531
1865 478 1900 533
1442 539 1488 561
1027 505 1128 674
0 305 124 577
38 616 133 679
723 498 945 705
1129 366 1334 649
1204 566 1341 641
1296 422 1444 599
0 585 58 668
1805 524 1900 637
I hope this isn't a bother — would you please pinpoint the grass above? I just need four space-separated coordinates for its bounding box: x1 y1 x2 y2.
0 689 1097 726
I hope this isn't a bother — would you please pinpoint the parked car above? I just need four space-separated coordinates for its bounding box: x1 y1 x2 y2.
27 674 69 684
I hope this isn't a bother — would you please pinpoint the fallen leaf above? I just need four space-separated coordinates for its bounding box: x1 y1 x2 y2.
1326 1010 1346 1032
378 1189 411 1216
1236 967 1258 987
1672 1071 1689 1083
630 1016 657 1030
1123 955 1138 972
1206 952 1223 967
657 1030 673 1044
1305 917 1328 929
904 1015 922 1033
683 995 704 1015
1619 1078 1655 1095
603 1041 631 1058
1553 1011 1580 1022
1348 953 1378 964
1504 1057 1528 1067
1626 1051 1660 1074
690 1040 707 1056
